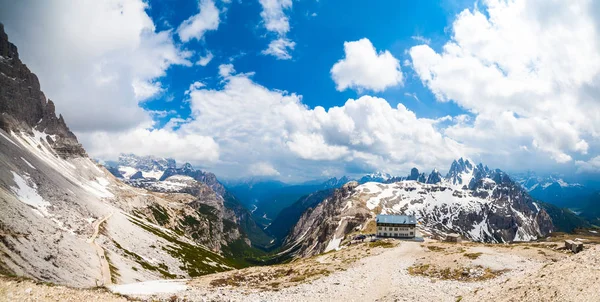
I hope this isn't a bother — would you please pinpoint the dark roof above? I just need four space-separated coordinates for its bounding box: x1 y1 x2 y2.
376 214 416 224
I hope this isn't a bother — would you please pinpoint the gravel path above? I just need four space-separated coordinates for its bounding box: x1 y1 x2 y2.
153 241 545 302
88 213 113 286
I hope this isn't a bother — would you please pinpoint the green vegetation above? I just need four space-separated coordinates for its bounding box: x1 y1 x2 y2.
209 267 332 288
368 241 395 248
112 239 176 278
463 252 483 260
538 202 591 232
104 252 120 284
408 263 507 281
128 215 234 277
149 204 170 226
426 245 446 252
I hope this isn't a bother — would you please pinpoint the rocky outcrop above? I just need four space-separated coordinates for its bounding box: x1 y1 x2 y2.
426 169 442 184
160 163 226 197
283 181 371 258
0 23 85 158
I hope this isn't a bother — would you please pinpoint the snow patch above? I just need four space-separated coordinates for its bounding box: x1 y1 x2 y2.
118 166 138 179
109 279 188 296
21 157 35 169
0 131 19 147
10 171 50 215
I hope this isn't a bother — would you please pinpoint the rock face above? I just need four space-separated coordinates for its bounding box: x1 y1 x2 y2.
284 159 555 257
426 169 442 184
0 24 85 158
159 163 226 197
282 182 370 258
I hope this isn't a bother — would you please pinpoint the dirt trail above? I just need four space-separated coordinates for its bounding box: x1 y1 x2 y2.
88 213 113 286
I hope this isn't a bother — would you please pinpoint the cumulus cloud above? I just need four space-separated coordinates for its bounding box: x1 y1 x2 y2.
576 156 600 174
175 67 464 178
218 64 235 77
196 51 214 66
259 0 292 35
0 0 192 133
410 0 600 169
81 128 219 163
331 38 403 92
262 37 296 60
177 0 221 42
249 162 280 176
259 0 295 60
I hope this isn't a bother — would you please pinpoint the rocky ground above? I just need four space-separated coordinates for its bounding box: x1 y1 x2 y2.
2 238 599 301
0 276 127 302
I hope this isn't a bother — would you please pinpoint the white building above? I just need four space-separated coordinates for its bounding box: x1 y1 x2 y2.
376 215 416 238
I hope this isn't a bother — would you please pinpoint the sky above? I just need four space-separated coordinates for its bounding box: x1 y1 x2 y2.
2 0 600 182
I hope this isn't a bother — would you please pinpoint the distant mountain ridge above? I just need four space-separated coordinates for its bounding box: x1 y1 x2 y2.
103 154 274 249
511 171 592 208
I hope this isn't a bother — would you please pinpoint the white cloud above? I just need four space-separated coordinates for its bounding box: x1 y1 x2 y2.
218 64 235 77
331 38 403 92
576 156 600 174
410 0 600 169
249 162 280 176
196 51 214 66
411 35 431 44
177 0 221 42
173 67 464 179
261 38 296 60
0 0 192 133
186 81 206 95
259 0 292 35
259 0 295 60
81 128 219 163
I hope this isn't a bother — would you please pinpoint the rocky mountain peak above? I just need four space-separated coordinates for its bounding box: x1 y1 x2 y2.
323 176 352 188
0 23 85 158
408 168 420 181
426 169 442 184
181 163 194 172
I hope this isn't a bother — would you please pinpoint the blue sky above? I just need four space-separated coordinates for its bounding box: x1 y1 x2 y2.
142 0 470 128
3 0 600 183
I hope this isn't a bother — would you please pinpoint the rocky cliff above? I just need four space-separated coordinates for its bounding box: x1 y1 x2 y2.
0 24 85 158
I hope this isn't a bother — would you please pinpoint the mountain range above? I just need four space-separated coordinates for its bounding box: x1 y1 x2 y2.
280 158 555 257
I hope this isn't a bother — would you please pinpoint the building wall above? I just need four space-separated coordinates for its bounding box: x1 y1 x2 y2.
376 224 415 238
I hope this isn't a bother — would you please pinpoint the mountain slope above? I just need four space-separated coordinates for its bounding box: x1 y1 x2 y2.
283 158 554 257
265 188 335 244
0 24 252 287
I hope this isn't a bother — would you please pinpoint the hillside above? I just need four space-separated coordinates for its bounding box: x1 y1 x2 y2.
0 23 265 287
